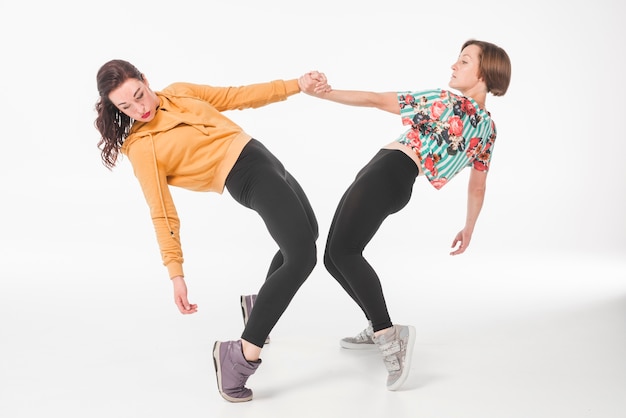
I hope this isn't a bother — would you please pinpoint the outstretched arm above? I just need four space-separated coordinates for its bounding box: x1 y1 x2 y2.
299 71 400 114
450 168 488 256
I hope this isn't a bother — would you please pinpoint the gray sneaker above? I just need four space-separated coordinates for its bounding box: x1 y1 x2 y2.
212 340 261 402
373 324 416 391
241 295 270 344
339 321 377 350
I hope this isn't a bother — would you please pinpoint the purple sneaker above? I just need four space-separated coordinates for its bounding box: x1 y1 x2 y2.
241 294 270 344
212 340 261 402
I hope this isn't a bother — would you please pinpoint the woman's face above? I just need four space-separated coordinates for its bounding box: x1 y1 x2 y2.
449 44 484 95
108 77 159 122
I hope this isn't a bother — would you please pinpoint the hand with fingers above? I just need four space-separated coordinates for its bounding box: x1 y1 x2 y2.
298 70 331 96
449 228 472 256
172 276 198 314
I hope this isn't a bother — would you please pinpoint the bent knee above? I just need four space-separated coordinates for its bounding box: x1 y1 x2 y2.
288 240 317 274
303 242 318 272
324 240 360 271
323 250 334 270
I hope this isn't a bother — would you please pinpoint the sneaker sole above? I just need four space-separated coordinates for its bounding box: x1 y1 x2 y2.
387 325 416 391
339 340 378 350
212 341 253 403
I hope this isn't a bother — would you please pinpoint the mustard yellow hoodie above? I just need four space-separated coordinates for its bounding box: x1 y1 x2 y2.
120 79 301 278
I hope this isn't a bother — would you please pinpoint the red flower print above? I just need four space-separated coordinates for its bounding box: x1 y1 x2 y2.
424 154 438 177
402 117 413 126
410 138 422 149
448 115 464 137
406 129 422 148
461 99 476 116
466 138 480 157
478 151 490 161
431 178 448 189
466 146 478 158
473 160 488 171
430 100 446 120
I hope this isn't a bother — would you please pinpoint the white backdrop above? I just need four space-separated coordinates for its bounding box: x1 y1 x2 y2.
1 1 623 271
0 1 624 416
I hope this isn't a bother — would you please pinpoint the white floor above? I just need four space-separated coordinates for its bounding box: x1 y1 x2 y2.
1 251 625 418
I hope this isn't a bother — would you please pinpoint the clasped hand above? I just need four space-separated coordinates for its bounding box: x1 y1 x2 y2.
298 70 331 95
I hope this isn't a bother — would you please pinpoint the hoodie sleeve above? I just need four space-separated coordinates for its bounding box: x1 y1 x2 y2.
167 79 301 112
125 137 184 279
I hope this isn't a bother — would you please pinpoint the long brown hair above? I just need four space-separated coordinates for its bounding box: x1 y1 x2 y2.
462 40 512 97
94 59 144 169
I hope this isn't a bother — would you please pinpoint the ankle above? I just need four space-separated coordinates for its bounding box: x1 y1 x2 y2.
241 339 262 362
373 326 393 338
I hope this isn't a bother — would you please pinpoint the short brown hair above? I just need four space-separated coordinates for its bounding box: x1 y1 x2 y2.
462 40 511 96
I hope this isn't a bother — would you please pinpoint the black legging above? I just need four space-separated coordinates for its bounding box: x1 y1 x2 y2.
324 149 418 332
225 139 318 347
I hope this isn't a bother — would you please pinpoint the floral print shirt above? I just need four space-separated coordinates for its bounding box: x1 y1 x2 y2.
395 89 496 190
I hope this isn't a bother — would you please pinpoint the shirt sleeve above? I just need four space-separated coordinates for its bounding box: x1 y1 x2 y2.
125 138 184 278
166 79 301 112
470 121 497 172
